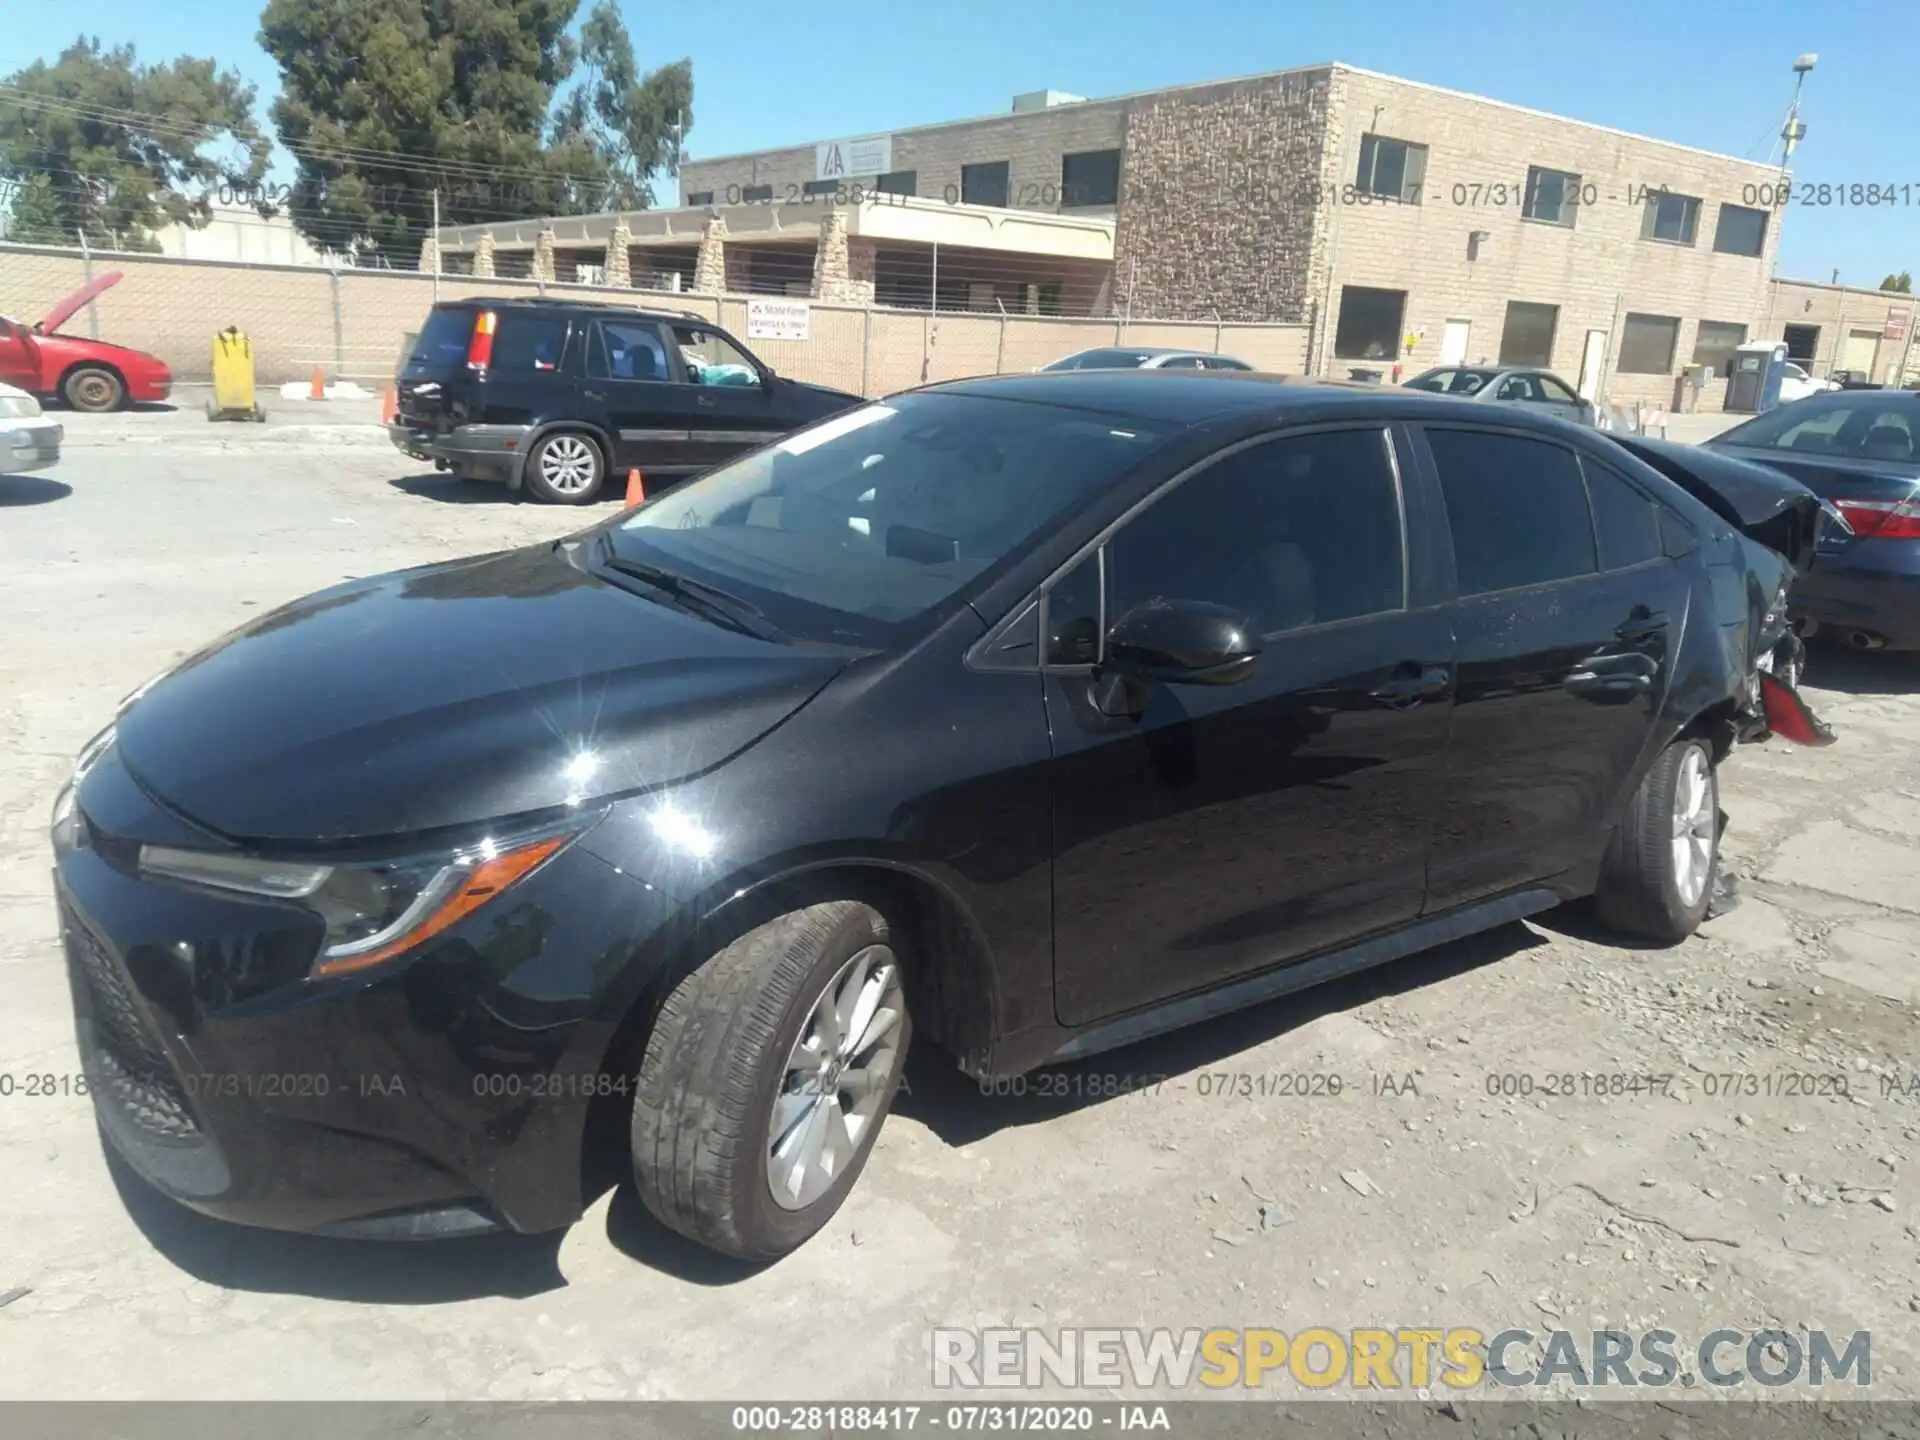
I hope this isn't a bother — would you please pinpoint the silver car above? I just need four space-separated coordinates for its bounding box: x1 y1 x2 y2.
1040 347 1256 372
1403 365 1597 426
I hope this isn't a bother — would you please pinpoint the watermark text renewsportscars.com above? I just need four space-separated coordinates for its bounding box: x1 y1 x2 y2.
931 1327 1871 1392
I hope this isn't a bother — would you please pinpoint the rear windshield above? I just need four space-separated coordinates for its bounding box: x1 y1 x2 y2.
1719 393 1920 463
1043 349 1159 371
407 306 476 367
607 391 1173 647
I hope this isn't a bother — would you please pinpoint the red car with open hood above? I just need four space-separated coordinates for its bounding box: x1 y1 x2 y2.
0 272 173 412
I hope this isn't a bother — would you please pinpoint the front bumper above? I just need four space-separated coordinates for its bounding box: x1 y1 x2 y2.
52 747 645 1238
1792 542 1920 649
386 420 532 482
3 420 63 473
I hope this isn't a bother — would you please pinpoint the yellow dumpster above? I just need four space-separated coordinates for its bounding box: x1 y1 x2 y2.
207 327 266 422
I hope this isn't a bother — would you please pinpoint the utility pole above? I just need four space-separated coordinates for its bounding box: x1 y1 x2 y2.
432 188 442 302
1771 54 1816 282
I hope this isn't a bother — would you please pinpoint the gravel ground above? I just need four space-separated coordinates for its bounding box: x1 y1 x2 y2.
1 406 1917 1406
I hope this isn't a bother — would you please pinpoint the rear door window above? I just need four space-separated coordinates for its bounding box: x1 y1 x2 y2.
1581 459 1663 570
1425 428 1598 596
587 320 672 382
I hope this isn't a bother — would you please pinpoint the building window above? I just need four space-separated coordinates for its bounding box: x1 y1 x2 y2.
961 161 1010 207
1640 191 1701 245
1355 134 1427 204
1523 166 1580 227
1334 286 1406 360
1692 320 1747 378
685 190 714 206
741 184 774 203
801 179 840 196
1783 323 1820 364
875 170 916 196
1499 301 1559 367
1712 204 1769 257
1618 313 1681 374
1061 149 1120 207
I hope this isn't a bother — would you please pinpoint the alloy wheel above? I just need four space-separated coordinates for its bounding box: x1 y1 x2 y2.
1670 746 1715 909
539 435 599 496
767 944 905 1212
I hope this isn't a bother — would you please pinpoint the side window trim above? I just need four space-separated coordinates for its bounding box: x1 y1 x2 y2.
971 423 1414 672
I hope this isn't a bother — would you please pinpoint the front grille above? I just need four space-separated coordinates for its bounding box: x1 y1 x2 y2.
61 900 201 1141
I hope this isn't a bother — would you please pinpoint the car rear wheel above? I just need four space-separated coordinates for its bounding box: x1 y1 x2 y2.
63 366 124 413
631 901 910 1261
523 430 605 504
1594 737 1719 943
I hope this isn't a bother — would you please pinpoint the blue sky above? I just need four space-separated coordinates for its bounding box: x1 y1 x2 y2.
5 0 1915 284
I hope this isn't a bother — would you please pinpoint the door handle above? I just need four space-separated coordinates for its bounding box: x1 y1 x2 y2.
1369 664 1451 709
1615 612 1669 643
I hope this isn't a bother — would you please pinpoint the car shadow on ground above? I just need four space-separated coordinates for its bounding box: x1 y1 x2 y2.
103 1139 570 1303
388 473 518 505
0 475 73 506
894 919 1545 1149
1802 644 1920 696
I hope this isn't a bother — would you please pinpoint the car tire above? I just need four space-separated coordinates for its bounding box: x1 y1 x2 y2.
522 430 605 505
1594 737 1719 944
631 900 911 1261
63 366 124 413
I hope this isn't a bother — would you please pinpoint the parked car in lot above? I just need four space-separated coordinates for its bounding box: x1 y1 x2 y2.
1778 361 1839 404
0 273 174 412
1402 365 1597 426
0 381 63 473
387 298 864 504
1703 390 1920 652
1040 347 1255 372
54 371 1828 1263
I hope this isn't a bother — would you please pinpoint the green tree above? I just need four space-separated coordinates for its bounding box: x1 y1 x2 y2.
0 37 271 250
5 172 68 243
1881 271 1912 293
258 0 692 264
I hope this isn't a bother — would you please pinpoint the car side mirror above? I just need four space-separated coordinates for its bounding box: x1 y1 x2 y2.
1103 600 1262 686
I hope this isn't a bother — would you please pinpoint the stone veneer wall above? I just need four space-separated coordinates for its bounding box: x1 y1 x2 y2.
1112 68 1336 323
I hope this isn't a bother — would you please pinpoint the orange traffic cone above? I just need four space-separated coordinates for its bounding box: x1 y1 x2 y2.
624 468 646 508
308 366 326 401
378 383 397 424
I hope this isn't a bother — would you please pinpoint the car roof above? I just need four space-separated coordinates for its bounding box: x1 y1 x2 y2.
930 368 1589 428
433 296 709 323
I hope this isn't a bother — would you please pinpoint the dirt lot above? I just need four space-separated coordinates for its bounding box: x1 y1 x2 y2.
2 399 1918 1404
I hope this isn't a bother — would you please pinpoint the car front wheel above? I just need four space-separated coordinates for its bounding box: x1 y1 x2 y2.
63 366 125 413
1594 736 1719 943
631 900 911 1261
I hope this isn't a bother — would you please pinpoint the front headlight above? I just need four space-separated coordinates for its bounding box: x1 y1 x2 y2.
139 813 597 979
0 394 42 419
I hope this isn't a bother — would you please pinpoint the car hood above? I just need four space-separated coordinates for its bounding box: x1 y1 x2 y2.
1610 434 1833 573
113 544 848 845
39 271 123 335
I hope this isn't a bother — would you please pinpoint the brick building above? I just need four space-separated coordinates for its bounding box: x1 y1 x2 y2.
434 62 1829 404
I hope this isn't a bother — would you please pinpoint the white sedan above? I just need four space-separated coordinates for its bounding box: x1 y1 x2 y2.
1 381 62 473
1778 362 1840 404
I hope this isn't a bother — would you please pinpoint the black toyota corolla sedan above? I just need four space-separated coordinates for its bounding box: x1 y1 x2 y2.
52 372 1824 1261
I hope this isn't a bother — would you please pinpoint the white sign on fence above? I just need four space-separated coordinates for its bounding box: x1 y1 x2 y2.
816 135 892 181
747 298 812 342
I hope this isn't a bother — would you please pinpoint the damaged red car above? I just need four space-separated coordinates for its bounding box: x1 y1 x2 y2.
0 272 173 412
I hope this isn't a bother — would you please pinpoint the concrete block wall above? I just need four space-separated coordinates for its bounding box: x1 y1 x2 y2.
680 102 1128 217
1313 68 1782 406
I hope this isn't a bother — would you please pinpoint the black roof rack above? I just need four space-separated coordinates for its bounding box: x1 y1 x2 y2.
444 295 708 322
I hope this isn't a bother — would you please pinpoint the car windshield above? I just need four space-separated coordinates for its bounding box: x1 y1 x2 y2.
1719 393 1920 463
1406 368 1496 395
605 392 1171 647
1043 349 1160 370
